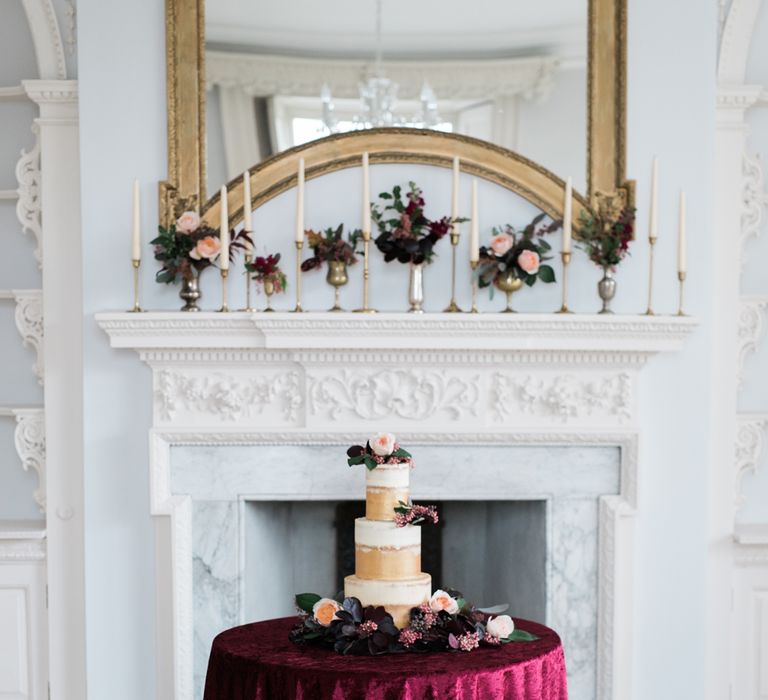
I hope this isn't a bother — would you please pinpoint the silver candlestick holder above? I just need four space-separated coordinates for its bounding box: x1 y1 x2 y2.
128 259 144 312
241 250 256 312
294 240 304 312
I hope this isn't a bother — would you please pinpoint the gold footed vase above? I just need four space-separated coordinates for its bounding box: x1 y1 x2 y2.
326 260 349 312
494 269 523 312
263 278 275 312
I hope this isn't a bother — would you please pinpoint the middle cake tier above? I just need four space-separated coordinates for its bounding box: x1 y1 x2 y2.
354 518 421 580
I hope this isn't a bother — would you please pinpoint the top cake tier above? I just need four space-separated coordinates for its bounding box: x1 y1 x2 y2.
365 462 410 521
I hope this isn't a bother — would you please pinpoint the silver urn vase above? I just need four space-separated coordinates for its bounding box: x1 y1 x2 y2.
408 262 424 313
597 266 616 314
179 274 201 312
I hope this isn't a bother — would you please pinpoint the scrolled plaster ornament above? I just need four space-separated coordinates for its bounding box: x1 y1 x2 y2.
154 370 302 423
741 152 768 266
493 372 632 423
307 369 480 422
737 297 768 386
735 415 768 508
13 409 46 512
12 289 44 385
15 125 42 268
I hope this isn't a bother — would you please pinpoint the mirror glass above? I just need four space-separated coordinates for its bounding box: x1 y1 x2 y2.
204 0 587 194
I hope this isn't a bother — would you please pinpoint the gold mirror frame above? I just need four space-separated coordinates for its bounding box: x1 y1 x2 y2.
161 0 632 229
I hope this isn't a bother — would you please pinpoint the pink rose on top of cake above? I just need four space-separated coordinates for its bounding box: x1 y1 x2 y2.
429 589 459 615
486 614 515 639
347 433 412 470
312 598 342 627
371 432 396 456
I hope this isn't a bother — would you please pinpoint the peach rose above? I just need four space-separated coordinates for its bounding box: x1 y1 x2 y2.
489 234 514 256
370 432 396 457
486 614 515 639
189 236 221 261
312 598 341 627
176 210 201 233
517 249 540 274
429 589 459 615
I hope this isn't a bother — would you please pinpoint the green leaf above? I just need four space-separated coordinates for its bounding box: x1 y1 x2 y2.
363 455 378 470
537 264 556 283
347 454 365 467
295 592 321 614
392 448 411 458
506 629 539 642
524 274 536 287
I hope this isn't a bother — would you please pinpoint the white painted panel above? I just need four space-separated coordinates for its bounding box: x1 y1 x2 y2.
0 587 29 698
759 591 768 698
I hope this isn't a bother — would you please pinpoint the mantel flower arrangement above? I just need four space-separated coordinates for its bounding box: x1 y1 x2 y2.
476 214 560 312
577 206 636 269
300 224 361 272
347 433 412 470
371 182 457 265
150 210 250 284
245 253 287 310
289 590 538 656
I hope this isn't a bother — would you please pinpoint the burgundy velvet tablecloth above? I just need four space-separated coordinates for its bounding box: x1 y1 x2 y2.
203 616 567 700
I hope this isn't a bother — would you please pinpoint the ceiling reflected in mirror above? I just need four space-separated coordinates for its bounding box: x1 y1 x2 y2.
205 0 587 195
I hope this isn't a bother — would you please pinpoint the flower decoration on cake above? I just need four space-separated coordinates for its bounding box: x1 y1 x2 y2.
150 210 251 284
393 501 439 527
347 433 412 470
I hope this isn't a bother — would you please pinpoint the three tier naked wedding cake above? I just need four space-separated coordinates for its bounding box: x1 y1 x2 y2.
343 433 431 627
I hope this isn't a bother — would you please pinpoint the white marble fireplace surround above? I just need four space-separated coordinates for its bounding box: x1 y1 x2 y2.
95 311 696 700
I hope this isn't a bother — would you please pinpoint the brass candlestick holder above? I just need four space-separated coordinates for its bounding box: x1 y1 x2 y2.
645 236 658 315
129 259 143 312
294 240 304 312
219 268 230 312
677 271 687 316
470 260 479 313
557 250 572 314
354 235 376 313
443 231 462 312
241 250 256 312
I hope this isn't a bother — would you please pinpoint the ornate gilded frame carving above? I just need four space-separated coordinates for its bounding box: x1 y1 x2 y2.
162 0 631 229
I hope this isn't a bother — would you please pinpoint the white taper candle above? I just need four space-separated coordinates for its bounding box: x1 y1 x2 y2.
295 157 305 243
470 179 479 263
649 157 659 241
131 179 141 261
678 191 686 274
451 156 460 225
220 185 229 271
243 171 253 252
362 152 371 240
562 176 572 253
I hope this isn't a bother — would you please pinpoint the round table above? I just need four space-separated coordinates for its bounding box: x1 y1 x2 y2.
203 616 568 700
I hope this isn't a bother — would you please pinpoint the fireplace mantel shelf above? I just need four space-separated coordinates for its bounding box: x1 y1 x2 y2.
96 311 696 353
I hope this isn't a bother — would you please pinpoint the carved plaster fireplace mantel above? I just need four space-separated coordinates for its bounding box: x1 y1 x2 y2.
96 311 695 700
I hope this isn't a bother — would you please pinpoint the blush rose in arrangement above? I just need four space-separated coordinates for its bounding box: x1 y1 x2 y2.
150 210 251 284
475 213 560 307
347 433 412 470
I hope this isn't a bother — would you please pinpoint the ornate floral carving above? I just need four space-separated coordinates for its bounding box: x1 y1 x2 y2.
493 372 632 423
735 415 768 507
12 289 44 385
15 124 42 268
742 152 768 265
307 370 479 421
154 370 302 422
737 297 768 386
13 409 46 512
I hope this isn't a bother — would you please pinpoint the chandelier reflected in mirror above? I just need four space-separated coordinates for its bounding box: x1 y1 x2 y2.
320 0 442 132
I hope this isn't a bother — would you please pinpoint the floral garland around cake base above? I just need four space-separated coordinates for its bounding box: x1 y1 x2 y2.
289 590 538 656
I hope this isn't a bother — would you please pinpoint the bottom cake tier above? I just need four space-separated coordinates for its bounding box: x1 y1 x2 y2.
344 573 432 628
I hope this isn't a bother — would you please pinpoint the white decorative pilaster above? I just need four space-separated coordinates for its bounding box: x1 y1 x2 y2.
737 296 768 386
23 78 86 700
10 289 44 385
12 409 46 513
15 125 42 268
735 414 768 507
